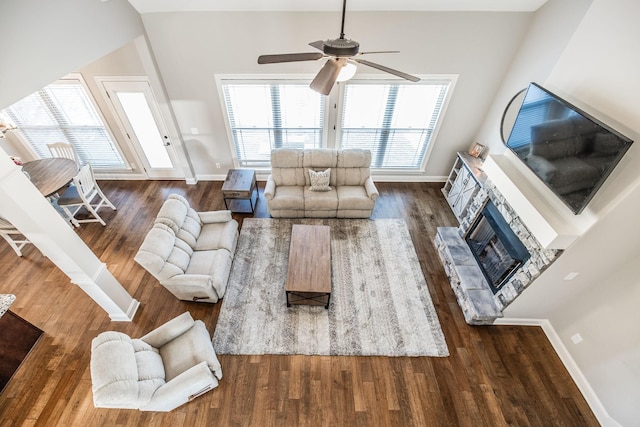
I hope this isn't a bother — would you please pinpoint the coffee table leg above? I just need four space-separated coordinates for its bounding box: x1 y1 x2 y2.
286 291 291 307
325 293 331 309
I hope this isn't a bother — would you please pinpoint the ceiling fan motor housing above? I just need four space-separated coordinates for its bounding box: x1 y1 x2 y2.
323 38 360 57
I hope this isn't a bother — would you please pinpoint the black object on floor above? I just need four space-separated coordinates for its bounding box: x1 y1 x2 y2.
0 311 43 394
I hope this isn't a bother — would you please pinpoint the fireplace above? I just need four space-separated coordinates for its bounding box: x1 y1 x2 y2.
465 201 530 294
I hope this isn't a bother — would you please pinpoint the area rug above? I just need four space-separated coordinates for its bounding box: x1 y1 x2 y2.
213 218 449 357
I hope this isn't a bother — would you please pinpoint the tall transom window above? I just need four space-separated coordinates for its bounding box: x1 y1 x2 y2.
340 82 449 170
222 82 325 167
219 75 455 171
3 76 126 169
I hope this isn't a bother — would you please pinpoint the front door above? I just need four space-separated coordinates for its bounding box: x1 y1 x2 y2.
100 80 182 179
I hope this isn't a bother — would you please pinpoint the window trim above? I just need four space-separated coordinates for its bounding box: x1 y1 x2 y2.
216 74 329 169
5 73 130 171
334 74 458 174
216 73 458 173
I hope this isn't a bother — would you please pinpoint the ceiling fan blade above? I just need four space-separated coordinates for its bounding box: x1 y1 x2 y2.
357 51 400 55
309 40 325 51
258 52 324 64
353 59 420 82
310 58 343 96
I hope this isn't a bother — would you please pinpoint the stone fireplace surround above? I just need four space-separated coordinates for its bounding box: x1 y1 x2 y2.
436 176 562 324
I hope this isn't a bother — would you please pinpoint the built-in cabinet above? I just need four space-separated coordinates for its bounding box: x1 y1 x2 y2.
438 152 502 325
441 152 487 222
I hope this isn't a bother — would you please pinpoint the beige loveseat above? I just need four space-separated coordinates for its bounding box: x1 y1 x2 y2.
264 148 379 218
134 194 238 303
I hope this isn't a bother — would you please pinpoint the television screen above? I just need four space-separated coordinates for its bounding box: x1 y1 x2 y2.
504 83 633 214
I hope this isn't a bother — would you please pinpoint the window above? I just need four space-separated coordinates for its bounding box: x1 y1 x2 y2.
3 77 126 169
340 82 450 170
222 82 325 167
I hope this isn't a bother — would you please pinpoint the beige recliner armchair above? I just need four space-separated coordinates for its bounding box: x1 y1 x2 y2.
90 312 222 411
134 194 238 303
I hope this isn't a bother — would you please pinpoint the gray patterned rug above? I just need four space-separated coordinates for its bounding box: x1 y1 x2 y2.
213 218 449 357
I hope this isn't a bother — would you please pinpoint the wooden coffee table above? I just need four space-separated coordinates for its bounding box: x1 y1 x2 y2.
285 224 331 309
222 169 258 213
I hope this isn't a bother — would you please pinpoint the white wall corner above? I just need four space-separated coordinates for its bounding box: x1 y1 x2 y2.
495 317 621 427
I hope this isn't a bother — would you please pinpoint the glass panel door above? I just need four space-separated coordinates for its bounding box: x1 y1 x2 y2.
100 80 182 178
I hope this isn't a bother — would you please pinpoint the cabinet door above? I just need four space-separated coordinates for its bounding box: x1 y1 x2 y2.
447 166 466 207
459 173 480 215
450 167 471 218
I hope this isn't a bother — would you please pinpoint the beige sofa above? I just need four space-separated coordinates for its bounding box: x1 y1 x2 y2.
264 148 379 218
134 194 238 303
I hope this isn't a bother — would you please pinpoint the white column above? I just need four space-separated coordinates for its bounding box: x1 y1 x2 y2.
0 153 139 321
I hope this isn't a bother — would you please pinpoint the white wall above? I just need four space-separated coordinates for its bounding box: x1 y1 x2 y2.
492 0 640 424
473 0 593 155
0 0 144 109
140 11 532 178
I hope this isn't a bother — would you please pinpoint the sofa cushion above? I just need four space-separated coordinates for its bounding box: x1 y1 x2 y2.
155 196 203 248
304 187 338 210
196 220 238 252
269 186 304 210
308 168 332 191
159 321 217 381
337 186 375 210
337 149 371 168
270 167 306 186
131 339 165 404
303 148 337 168
134 224 184 281
271 148 304 168
334 167 371 186
91 332 141 408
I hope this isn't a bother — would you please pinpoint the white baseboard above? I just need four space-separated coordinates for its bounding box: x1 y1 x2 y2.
495 318 621 427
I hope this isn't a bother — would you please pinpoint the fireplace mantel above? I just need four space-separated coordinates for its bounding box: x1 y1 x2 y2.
482 151 598 250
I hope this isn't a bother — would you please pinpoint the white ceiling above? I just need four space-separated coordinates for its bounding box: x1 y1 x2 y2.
128 0 548 14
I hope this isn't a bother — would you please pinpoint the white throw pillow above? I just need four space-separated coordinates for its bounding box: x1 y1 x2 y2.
309 168 332 191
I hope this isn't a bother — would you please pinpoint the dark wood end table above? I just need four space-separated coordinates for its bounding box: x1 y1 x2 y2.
222 169 258 213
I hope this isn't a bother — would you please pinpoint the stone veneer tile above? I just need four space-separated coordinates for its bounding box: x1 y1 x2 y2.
459 180 562 310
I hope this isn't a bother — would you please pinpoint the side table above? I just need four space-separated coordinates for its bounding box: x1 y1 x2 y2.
222 169 258 213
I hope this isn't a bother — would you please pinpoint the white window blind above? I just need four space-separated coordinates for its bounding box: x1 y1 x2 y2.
340 82 449 170
222 83 324 167
4 79 126 169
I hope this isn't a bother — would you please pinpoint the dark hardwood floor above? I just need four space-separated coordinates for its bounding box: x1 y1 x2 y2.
0 181 598 426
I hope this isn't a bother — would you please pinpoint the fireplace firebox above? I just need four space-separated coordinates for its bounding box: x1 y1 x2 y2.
465 201 530 294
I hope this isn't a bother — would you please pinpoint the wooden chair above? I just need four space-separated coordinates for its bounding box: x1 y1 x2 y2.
0 217 32 256
47 142 80 169
57 164 116 227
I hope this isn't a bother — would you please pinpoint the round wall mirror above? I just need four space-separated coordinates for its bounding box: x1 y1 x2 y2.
500 88 527 144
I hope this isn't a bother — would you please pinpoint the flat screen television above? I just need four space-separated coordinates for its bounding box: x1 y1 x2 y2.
504 82 633 214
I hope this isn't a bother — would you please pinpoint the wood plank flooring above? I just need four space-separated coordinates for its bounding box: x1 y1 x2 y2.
0 181 599 426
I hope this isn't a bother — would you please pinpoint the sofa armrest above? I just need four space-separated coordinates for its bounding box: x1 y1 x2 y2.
141 312 195 348
140 361 219 412
160 274 221 302
198 210 232 224
264 175 276 200
364 177 379 201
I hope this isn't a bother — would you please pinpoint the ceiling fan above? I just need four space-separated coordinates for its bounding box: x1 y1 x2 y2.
257 0 420 96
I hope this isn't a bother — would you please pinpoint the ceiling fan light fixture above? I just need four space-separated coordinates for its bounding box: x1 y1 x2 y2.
336 62 357 82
